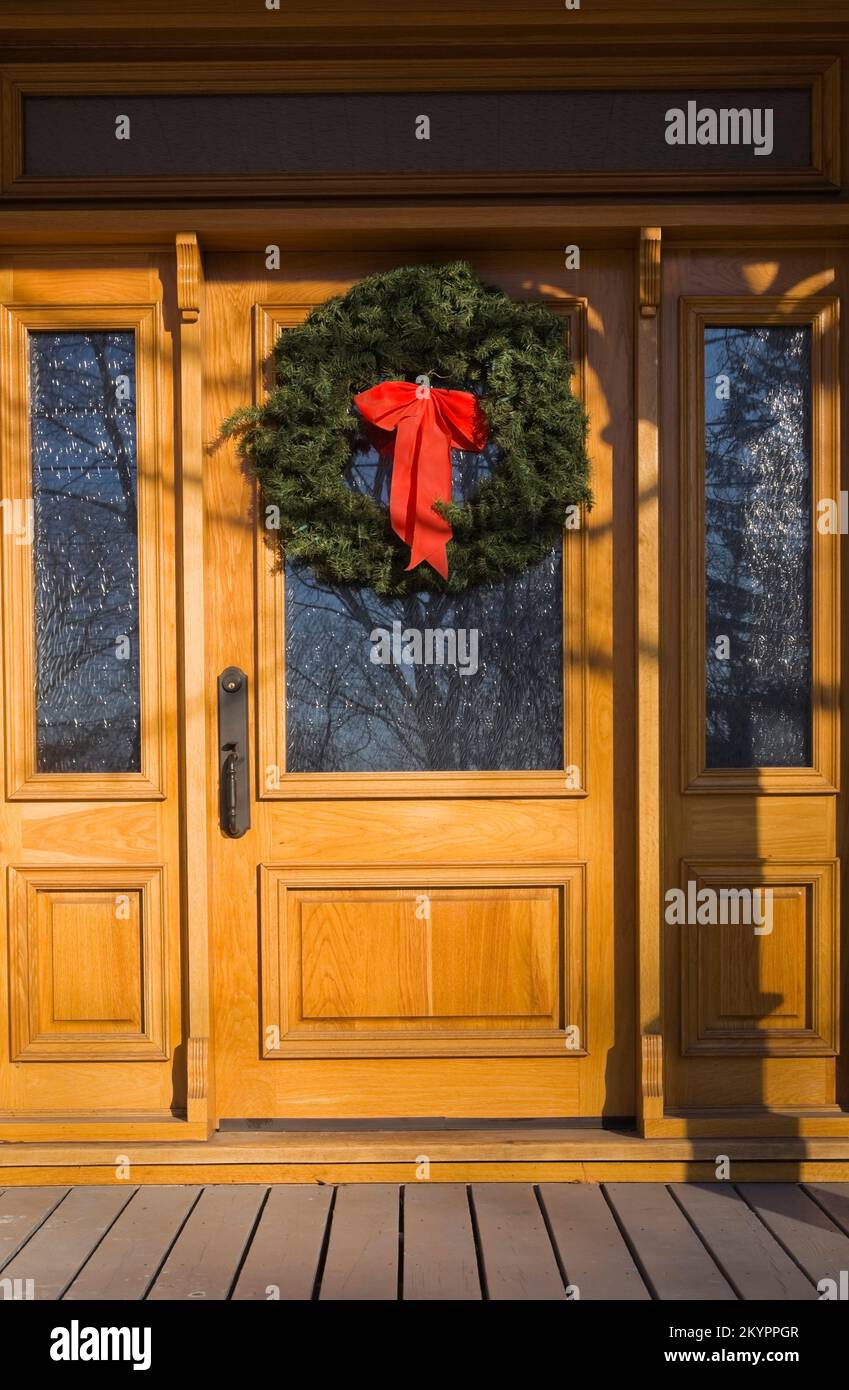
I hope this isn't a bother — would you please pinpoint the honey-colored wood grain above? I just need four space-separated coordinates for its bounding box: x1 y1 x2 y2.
660 248 849 1132
48 894 142 1028
8 866 167 1061
260 869 585 1058
0 257 185 1132
299 892 555 1022
3 208 849 260
10 1161 849 1184
174 232 213 1132
636 229 663 1128
205 250 630 1120
680 860 838 1057
268 798 583 865
10 1128 849 1168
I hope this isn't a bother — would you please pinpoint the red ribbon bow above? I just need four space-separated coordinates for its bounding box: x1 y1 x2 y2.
353 380 488 580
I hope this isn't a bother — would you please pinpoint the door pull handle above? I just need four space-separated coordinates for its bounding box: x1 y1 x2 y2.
218 668 250 838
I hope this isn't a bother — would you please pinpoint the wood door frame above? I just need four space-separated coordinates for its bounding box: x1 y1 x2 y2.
0 54 838 201
174 232 214 1134
1 217 847 1155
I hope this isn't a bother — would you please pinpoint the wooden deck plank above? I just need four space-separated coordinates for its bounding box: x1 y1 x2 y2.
1 1181 843 1302
63 1186 201 1301
146 1186 266 1301
232 1185 333 1301
671 1183 815 1301
0 1186 134 1300
604 1183 735 1300
318 1185 399 1301
738 1182 849 1290
803 1182 849 1237
403 1184 481 1301
0 1187 69 1271
538 1183 650 1300
471 1184 565 1300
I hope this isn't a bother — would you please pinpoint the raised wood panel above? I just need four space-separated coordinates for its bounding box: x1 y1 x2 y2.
298 889 557 1021
8 865 167 1061
680 860 838 1057
261 867 585 1058
48 892 143 1026
717 892 805 1024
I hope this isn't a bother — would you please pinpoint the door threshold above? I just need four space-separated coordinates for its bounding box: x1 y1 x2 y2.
217 1116 635 1133
4 1126 849 1184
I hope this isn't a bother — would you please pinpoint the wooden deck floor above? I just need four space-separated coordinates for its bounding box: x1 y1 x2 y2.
1 1182 848 1301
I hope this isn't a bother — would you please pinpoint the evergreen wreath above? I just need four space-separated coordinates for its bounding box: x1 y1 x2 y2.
224 260 590 595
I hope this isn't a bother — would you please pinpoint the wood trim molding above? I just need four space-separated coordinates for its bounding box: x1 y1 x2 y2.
187 1034 209 1103
252 297 589 800
174 231 213 1131
641 1033 664 1102
2 208 849 257
0 300 167 800
2 0 849 44
0 55 839 199
635 228 664 1130
175 231 201 323
680 294 840 794
640 226 661 318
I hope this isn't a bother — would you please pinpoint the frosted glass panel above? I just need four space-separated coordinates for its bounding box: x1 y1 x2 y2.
30 331 141 774
284 440 563 773
704 324 812 768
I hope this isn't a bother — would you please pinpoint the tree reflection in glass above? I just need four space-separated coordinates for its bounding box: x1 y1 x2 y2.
30 331 141 774
704 324 812 768
284 437 563 772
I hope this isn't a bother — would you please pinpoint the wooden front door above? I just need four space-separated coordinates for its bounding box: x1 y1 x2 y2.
204 251 634 1121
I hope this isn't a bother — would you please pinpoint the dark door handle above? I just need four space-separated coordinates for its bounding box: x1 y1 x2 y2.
218 668 250 838
222 745 240 836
